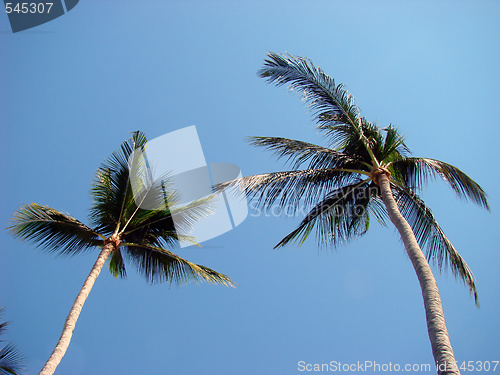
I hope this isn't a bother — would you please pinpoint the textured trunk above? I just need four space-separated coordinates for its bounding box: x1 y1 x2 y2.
39 242 114 375
377 173 460 375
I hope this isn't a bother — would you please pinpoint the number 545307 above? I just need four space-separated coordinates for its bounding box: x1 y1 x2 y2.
5 3 53 14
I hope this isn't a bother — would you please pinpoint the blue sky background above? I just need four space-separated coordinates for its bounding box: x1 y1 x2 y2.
1 1 499 374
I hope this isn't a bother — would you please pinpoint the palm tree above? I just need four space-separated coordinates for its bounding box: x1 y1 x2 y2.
218 53 489 375
9 131 234 375
0 308 25 375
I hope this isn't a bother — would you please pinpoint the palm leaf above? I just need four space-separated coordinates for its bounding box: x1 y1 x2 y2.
258 52 361 132
392 183 478 304
122 192 215 249
0 344 24 375
275 179 385 248
92 131 216 248
108 249 126 278
0 309 24 375
0 322 6 340
317 118 384 164
379 125 411 161
121 243 234 287
216 168 361 216
247 136 365 170
390 157 489 210
8 204 104 256
89 131 150 236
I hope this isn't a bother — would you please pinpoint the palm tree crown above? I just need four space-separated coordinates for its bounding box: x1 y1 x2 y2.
9 131 233 375
221 52 488 303
10 131 233 286
218 52 489 374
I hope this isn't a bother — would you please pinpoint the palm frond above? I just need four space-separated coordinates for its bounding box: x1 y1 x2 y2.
275 179 385 248
89 131 149 236
247 136 365 170
122 193 215 250
8 204 103 256
379 125 411 161
258 52 362 133
0 323 6 340
215 168 362 216
117 178 178 247
108 249 126 278
317 119 383 163
0 310 24 375
392 183 478 304
390 157 490 210
121 243 234 287
258 53 394 167
165 195 216 241
0 344 24 375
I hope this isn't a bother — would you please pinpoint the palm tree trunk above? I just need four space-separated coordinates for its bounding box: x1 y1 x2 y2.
377 172 460 375
39 242 114 375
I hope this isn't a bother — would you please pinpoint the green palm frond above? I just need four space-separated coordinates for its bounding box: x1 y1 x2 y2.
0 309 25 375
117 180 178 246
275 179 385 248
91 130 216 247
121 243 234 287
89 131 224 280
317 118 383 164
0 308 7 340
247 136 365 170
258 53 417 170
379 125 410 161
122 193 215 249
258 52 362 133
121 210 178 249
0 323 6 339
390 157 489 210
8 204 104 256
90 166 128 235
0 344 24 375
216 168 362 216
392 183 478 304
161 195 216 241
108 249 126 278
89 132 148 236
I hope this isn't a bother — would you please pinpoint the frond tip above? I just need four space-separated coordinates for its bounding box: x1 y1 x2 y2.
258 52 361 130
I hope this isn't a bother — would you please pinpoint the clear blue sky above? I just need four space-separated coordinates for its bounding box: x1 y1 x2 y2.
1 1 499 374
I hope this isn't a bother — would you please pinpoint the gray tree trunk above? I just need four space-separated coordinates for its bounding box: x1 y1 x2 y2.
38 242 114 375
377 173 460 375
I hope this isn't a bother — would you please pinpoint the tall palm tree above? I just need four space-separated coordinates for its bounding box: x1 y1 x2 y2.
218 53 489 375
0 308 25 375
9 131 234 375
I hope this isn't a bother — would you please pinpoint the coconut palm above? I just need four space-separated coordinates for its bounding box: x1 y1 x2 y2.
9 131 234 375
0 308 25 375
218 53 489 375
